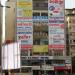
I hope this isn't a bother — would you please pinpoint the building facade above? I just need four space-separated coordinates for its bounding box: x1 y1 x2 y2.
0 1 2 67
16 0 71 75
0 0 72 75
65 8 75 57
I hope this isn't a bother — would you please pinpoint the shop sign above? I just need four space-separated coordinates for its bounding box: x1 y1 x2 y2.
42 65 54 70
33 45 48 52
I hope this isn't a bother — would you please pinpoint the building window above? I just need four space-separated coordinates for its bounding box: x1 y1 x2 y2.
53 60 64 65
71 19 75 23
72 26 75 30
73 40 75 43
33 0 48 10
72 33 75 36
48 50 52 56
54 50 63 56
69 21 71 23
46 60 52 65
21 68 31 73
43 3 48 7
33 39 40 45
41 13 48 16
33 12 40 16
71 46 75 50
35 3 39 7
70 40 72 43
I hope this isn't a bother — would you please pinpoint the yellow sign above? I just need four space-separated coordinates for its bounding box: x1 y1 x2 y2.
33 45 48 53
17 0 32 17
17 0 32 2
17 2 32 7
23 10 32 17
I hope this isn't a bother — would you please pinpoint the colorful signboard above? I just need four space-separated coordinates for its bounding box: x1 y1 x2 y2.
42 65 54 70
33 45 48 53
48 3 64 18
48 0 65 50
33 16 48 22
17 0 33 49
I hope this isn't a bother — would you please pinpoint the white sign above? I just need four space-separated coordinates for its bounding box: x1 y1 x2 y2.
48 3 64 17
16 0 33 49
65 60 71 64
48 0 65 50
32 66 40 70
2 41 21 70
42 65 54 70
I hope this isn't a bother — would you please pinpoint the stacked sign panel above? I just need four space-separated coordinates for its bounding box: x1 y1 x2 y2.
17 0 33 49
48 0 65 50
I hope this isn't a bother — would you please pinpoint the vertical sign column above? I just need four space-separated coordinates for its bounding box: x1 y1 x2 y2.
16 0 33 50
48 0 65 50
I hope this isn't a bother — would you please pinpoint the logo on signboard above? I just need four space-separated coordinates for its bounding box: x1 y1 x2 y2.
49 6 55 11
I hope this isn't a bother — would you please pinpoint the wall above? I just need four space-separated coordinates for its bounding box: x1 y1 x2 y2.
5 1 15 41
0 2 2 66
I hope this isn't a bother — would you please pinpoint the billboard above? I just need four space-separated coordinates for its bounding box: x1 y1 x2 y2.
33 45 48 53
33 16 48 22
48 3 64 18
17 0 33 49
48 0 65 50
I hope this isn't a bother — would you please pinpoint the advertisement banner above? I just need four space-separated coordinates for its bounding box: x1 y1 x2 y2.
42 65 54 70
33 45 48 53
49 24 64 34
48 0 65 50
54 66 65 70
33 16 48 22
17 0 32 19
48 45 64 49
48 0 64 18
48 3 64 18
17 0 33 49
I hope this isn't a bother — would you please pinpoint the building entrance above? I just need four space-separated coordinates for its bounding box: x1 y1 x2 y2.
33 70 41 75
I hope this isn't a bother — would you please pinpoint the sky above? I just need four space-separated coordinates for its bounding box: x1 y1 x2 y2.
65 0 75 9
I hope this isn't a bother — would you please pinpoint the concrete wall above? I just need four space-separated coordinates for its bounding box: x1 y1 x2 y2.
5 2 15 41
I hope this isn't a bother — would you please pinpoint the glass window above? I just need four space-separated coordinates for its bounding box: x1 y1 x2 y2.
73 40 75 42
33 12 40 16
48 50 52 56
54 50 63 56
33 39 40 45
41 13 48 16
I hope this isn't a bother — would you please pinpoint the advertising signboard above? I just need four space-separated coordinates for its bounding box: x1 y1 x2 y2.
48 3 64 18
48 0 65 50
33 45 48 53
42 65 54 70
17 0 33 49
33 16 48 22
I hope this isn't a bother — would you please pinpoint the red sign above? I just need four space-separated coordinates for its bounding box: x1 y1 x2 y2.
49 45 65 49
49 0 63 4
54 66 65 71
21 45 32 49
